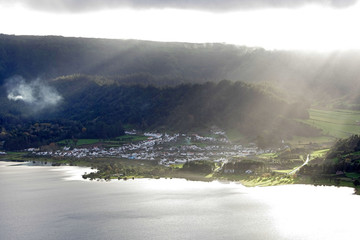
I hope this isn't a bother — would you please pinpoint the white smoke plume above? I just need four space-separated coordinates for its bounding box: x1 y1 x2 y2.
6 76 62 111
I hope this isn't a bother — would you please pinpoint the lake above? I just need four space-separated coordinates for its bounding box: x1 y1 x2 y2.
1 161 359 240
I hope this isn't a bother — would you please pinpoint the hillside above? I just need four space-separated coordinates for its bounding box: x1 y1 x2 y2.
0 77 318 150
295 135 360 189
0 34 251 85
1 34 360 107
3 34 360 150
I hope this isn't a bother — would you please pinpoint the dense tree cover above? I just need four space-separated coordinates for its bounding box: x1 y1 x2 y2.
0 77 318 150
182 160 215 174
82 162 168 181
2 34 360 106
51 78 315 139
0 119 124 150
0 34 251 85
298 135 360 179
223 159 267 174
326 135 360 159
80 159 217 181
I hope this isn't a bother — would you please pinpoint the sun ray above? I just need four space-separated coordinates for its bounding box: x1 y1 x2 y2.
1 2 360 51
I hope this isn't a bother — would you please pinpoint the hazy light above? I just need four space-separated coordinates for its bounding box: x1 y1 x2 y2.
250 185 360 239
50 166 95 181
2 3 360 51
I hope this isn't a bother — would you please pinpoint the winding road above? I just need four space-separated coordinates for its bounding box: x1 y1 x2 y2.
288 154 310 175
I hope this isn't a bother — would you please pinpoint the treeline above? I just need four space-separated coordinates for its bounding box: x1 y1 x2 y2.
82 161 168 181
0 119 124 150
82 159 217 181
223 159 267 174
182 160 215 174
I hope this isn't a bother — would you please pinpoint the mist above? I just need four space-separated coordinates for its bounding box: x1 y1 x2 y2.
6 76 62 111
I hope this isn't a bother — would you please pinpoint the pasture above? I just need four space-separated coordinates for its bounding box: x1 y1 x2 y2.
302 108 360 139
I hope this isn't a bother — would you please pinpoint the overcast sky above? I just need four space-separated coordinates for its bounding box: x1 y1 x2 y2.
1 0 360 51
0 0 358 12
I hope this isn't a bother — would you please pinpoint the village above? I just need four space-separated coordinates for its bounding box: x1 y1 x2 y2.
25 130 267 167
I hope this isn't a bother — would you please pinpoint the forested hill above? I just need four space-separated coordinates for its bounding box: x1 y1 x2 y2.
0 34 252 85
53 78 309 134
2 34 360 106
0 78 318 150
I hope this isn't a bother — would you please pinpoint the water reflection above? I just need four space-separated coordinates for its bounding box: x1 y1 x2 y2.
0 161 359 240
50 166 94 181
250 185 360 240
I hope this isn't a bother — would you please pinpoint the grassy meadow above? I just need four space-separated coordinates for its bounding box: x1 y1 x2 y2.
302 108 360 139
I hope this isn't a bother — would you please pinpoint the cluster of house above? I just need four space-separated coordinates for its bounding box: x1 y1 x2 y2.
26 131 263 166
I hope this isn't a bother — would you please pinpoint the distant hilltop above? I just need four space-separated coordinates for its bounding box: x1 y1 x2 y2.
1 34 360 107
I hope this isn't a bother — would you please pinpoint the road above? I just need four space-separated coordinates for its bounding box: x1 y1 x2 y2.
288 154 310 175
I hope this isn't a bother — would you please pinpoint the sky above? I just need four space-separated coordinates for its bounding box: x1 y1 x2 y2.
1 0 360 51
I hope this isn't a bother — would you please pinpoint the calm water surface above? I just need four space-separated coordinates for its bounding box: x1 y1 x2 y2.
1 161 359 240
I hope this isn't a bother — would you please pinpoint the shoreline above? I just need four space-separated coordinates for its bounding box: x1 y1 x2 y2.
2 159 359 194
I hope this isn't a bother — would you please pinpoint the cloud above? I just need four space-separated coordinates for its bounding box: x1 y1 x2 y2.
0 0 358 12
6 76 62 111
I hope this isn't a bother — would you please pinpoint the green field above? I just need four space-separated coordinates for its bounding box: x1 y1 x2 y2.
301 108 360 139
310 148 329 160
0 151 28 161
58 139 100 146
287 136 335 147
115 135 149 142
